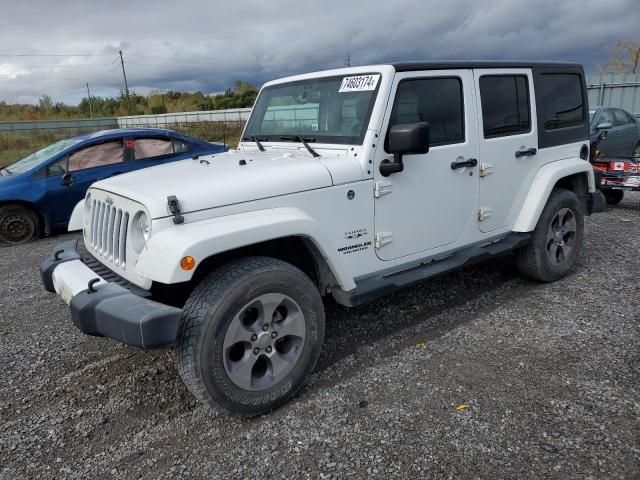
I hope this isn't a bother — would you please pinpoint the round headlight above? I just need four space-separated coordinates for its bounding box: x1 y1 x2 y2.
131 211 150 253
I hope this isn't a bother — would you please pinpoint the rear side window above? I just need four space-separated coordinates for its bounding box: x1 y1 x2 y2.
386 77 464 147
133 138 174 160
539 74 584 130
173 139 189 153
479 75 530 138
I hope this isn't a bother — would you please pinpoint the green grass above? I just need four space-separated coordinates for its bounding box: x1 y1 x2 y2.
0 121 246 168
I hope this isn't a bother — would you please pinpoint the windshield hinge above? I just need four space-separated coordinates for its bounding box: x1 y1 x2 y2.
374 181 392 198
375 231 393 249
167 195 184 225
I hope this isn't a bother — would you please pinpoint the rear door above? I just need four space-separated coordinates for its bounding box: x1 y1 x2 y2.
45 138 125 226
125 135 191 172
474 69 538 233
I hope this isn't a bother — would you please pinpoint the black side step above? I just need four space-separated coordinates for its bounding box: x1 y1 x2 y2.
332 232 531 307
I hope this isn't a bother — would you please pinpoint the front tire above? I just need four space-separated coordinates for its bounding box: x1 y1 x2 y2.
515 188 584 283
176 256 325 417
0 205 39 245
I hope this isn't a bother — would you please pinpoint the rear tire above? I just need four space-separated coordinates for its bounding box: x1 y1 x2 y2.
515 188 584 283
0 205 40 245
603 189 624 206
176 256 325 417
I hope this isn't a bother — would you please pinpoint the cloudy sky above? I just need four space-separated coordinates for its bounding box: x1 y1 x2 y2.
0 0 636 105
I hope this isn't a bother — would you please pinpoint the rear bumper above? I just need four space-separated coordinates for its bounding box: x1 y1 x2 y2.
40 240 182 348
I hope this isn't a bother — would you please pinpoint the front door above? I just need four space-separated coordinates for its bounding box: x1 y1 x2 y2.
373 70 478 261
474 69 538 233
45 138 126 226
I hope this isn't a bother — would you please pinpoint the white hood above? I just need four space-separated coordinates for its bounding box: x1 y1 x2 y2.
92 150 361 219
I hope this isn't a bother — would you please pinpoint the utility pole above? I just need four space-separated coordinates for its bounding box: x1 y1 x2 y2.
86 82 93 118
118 50 130 112
345 53 351 67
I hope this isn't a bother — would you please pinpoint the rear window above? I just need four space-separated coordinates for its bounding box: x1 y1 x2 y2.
538 74 584 130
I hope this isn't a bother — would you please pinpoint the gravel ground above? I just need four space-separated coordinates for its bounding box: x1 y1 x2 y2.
1 194 639 479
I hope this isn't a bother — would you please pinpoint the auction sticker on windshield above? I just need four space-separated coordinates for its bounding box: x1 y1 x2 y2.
339 74 380 92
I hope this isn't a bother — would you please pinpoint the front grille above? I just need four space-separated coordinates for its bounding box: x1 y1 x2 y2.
79 248 150 298
88 199 129 270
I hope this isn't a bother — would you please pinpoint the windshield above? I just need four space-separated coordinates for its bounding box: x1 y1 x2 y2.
244 73 381 145
4 138 81 174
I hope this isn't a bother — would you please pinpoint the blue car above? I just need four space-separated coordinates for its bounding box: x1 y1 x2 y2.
0 128 226 245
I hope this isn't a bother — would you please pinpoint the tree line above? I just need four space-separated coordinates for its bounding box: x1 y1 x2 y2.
0 80 258 121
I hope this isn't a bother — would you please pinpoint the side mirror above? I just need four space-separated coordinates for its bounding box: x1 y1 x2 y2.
61 172 74 187
596 121 612 130
598 130 608 142
380 122 430 177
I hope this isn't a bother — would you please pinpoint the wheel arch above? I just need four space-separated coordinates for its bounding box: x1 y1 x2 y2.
135 207 355 293
189 236 338 296
513 158 594 232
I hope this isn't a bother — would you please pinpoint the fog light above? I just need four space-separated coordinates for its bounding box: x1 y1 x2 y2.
180 256 196 271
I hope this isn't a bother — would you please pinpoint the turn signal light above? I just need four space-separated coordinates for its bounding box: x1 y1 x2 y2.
180 256 196 271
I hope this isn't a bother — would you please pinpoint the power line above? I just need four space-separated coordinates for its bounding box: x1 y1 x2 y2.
126 53 264 65
1 63 117 69
0 53 117 57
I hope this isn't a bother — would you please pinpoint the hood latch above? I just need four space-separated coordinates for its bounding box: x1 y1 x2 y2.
167 195 185 225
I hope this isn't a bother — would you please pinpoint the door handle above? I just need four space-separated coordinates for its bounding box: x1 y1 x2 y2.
450 158 477 170
515 148 537 158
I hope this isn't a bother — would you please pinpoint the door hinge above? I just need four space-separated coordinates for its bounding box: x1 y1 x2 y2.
478 207 493 222
374 180 392 198
479 163 494 177
375 231 393 248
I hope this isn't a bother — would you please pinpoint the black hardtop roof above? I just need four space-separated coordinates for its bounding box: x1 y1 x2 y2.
392 60 583 72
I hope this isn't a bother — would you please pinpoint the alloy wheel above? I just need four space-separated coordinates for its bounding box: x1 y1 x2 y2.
222 293 306 391
546 207 577 266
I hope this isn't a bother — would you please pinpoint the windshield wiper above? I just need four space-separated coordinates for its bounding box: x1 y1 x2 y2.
0 168 12 176
279 136 320 158
243 135 265 152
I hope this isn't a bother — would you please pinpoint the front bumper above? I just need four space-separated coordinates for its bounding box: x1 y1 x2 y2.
40 240 182 348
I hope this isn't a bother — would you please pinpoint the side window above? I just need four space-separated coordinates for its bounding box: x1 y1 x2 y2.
479 75 531 138
386 77 464 148
133 137 174 160
539 74 584 130
47 157 68 176
613 109 634 126
597 109 613 127
173 139 189 153
68 140 124 172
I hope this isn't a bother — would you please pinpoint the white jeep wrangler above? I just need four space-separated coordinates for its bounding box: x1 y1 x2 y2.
41 61 605 416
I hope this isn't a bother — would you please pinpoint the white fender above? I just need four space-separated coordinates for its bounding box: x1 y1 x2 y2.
513 158 595 232
68 201 84 232
134 207 356 290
